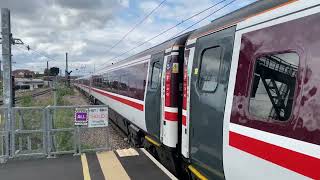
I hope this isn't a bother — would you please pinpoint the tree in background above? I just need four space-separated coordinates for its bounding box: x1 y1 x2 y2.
44 67 60 76
49 67 59 76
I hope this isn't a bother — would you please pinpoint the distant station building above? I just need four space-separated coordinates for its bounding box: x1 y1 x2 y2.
12 69 35 78
15 78 44 90
12 69 44 90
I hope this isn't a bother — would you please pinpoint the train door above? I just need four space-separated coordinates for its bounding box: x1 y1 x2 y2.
145 52 164 139
224 2 320 179
189 27 235 179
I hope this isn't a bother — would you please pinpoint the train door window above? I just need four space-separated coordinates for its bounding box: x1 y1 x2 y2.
249 52 299 121
198 46 222 92
151 62 161 89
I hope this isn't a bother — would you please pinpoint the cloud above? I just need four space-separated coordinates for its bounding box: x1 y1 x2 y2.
0 0 257 75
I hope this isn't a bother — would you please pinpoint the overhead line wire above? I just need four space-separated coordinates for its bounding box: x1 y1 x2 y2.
15 44 58 62
108 0 167 52
12 45 53 70
13 45 62 70
172 0 237 38
96 0 229 72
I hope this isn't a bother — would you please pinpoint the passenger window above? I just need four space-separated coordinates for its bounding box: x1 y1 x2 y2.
151 62 161 89
249 52 299 121
199 46 222 92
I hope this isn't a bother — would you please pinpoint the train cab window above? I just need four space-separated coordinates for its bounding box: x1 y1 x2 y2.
151 62 161 89
199 46 222 92
249 52 299 121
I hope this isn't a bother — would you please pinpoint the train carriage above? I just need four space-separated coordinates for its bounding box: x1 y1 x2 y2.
75 32 191 174
75 0 320 179
183 0 320 179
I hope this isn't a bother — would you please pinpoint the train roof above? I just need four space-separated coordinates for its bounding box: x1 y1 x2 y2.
188 0 292 40
101 31 192 69
76 32 192 80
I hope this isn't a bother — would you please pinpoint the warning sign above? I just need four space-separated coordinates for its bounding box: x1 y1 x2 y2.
74 108 88 126
88 107 108 128
172 63 179 73
194 68 199 75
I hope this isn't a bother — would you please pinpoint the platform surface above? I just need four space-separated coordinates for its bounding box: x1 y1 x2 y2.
0 148 178 180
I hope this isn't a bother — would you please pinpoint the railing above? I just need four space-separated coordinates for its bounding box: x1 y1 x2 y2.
0 105 110 163
0 107 9 163
0 89 51 105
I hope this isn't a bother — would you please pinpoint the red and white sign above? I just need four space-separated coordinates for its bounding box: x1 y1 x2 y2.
88 107 108 128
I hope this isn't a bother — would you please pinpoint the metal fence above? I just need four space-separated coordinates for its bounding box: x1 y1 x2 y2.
0 105 109 163
0 107 9 162
12 107 47 157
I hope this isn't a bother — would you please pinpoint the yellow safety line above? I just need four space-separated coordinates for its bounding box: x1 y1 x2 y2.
145 136 161 147
96 151 130 180
188 165 208 180
81 154 91 180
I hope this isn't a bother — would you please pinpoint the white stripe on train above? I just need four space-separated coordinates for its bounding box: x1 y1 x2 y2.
230 123 320 159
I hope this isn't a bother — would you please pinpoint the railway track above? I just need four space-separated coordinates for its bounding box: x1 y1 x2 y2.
0 88 52 105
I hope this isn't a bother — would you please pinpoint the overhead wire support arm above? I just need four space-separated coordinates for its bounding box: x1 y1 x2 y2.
0 36 24 45
11 38 24 45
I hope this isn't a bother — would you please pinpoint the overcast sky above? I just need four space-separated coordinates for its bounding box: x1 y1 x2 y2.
0 0 256 75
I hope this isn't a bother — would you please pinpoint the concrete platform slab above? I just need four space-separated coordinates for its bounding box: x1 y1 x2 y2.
0 148 178 180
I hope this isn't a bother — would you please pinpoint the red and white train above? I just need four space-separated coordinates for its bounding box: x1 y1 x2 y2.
75 0 320 179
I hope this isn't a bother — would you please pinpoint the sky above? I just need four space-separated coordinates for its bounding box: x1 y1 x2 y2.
0 0 257 76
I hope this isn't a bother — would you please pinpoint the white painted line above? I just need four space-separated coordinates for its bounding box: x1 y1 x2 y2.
140 148 178 180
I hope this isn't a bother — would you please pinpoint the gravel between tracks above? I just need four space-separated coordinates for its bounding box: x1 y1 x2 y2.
70 88 131 150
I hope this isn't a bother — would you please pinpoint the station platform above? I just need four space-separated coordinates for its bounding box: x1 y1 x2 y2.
0 148 178 180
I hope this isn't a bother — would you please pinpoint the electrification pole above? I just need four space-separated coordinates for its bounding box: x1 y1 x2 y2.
0 60 2 81
65 52 72 87
65 52 70 86
46 61 49 75
2 8 12 107
1 8 12 160
65 52 68 80
1 9 24 161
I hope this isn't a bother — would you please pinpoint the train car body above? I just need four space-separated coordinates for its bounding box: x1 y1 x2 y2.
75 33 190 174
75 0 320 179
183 0 320 179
